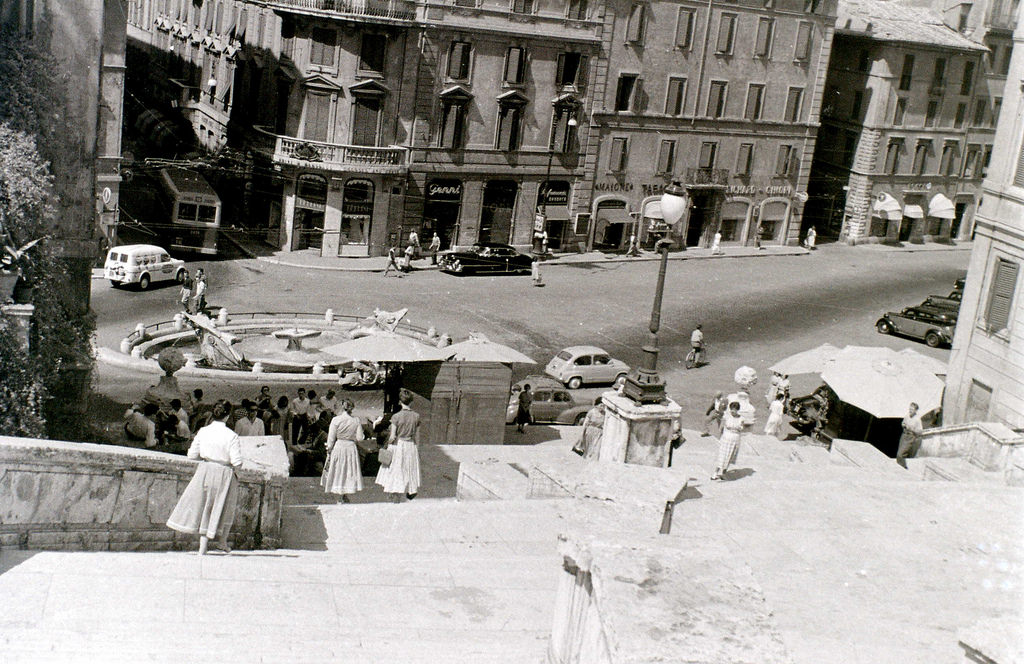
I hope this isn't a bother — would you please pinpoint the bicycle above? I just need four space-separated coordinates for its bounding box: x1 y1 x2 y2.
685 344 708 369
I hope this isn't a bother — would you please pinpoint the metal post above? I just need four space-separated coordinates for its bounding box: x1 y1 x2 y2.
623 238 672 404
535 149 553 254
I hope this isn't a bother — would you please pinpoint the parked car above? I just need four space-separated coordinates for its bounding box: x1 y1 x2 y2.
438 242 533 275
505 377 592 425
876 306 957 347
544 346 630 389
104 244 186 290
946 289 962 301
921 295 961 313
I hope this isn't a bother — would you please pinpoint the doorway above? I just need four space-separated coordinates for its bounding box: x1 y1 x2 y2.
479 180 517 244
687 193 713 247
951 202 968 240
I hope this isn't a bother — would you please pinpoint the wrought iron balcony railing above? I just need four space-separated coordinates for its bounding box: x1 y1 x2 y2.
685 168 730 186
263 0 417 21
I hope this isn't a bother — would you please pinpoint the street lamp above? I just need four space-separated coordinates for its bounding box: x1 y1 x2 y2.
535 114 577 255
622 182 686 404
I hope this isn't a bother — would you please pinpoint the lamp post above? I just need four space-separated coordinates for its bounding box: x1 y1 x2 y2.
622 182 686 404
535 114 577 255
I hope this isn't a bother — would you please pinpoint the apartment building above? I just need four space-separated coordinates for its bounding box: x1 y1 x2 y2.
944 7 1024 428
807 0 990 244
589 0 837 251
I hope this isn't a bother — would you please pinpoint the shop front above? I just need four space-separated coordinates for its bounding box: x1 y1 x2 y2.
537 181 571 251
422 178 463 251
719 198 753 245
292 174 327 251
479 180 518 244
591 197 633 251
337 178 375 257
864 186 969 244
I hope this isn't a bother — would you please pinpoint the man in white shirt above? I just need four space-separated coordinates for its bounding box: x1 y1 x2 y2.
319 389 339 419
124 403 159 448
896 402 924 468
290 388 311 446
690 324 705 365
234 403 266 437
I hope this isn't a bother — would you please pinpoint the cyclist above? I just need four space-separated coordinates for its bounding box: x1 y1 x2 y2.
689 324 705 367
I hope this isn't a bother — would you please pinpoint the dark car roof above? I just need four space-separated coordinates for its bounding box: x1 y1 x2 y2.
896 306 956 322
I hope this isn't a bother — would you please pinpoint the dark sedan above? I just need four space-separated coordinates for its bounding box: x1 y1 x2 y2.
876 306 956 347
438 243 533 275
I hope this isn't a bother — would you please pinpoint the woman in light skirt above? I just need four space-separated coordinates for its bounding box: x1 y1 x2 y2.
375 388 422 502
711 401 744 481
764 392 786 439
321 399 364 502
167 401 242 554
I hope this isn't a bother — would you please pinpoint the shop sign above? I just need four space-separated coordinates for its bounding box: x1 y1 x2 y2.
640 183 665 197
543 188 569 206
427 181 462 200
725 185 758 196
903 182 932 192
595 181 634 192
764 185 793 197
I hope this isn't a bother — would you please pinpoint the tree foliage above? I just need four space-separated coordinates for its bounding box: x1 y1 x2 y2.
0 31 96 440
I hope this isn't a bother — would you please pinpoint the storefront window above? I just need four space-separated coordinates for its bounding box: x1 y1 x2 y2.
758 201 788 243
339 179 374 254
423 179 462 249
294 174 327 250
870 216 888 237
479 180 517 244
719 200 750 242
538 181 571 250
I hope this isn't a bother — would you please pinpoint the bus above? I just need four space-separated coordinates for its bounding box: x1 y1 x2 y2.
157 168 221 255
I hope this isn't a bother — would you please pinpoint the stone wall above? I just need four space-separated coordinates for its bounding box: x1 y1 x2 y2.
917 422 1024 484
0 435 289 551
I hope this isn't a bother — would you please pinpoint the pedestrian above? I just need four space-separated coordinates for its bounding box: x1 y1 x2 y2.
702 390 726 437
289 387 311 446
766 372 781 405
896 402 923 468
572 398 605 459
531 257 543 287
429 232 441 265
375 388 422 502
804 226 817 250
384 245 403 278
409 229 420 258
166 400 242 555
255 385 272 411
321 398 364 502
541 230 549 254
515 383 533 433
319 389 339 419
170 398 190 432
764 392 785 439
711 231 723 255
124 403 159 449
778 374 791 406
402 243 415 272
192 268 208 314
711 401 744 481
234 401 266 437
179 268 193 313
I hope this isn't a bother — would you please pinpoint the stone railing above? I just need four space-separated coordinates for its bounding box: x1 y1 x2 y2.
0 435 288 552
250 126 409 173
264 0 417 21
916 421 1024 484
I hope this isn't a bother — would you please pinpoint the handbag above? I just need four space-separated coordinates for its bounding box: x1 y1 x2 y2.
377 445 394 467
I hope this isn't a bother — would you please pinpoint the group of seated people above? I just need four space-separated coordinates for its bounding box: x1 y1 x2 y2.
123 386 393 477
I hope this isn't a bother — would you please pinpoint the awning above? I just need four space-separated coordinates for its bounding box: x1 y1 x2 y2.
929 193 955 219
596 206 633 224
872 192 901 221
903 204 924 219
642 199 663 219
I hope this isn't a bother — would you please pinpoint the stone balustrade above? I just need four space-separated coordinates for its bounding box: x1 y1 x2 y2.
0 435 288 552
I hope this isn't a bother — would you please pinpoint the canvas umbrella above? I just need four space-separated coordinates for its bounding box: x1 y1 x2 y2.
442 333 536 364
820 352 944 419
769 343 841 376
896 348 947 377
321 332 450 363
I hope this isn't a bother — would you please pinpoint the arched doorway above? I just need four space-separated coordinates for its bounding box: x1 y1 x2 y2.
339 178 374 256
293 174 327 250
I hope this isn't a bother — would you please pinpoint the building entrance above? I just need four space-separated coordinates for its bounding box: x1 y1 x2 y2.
423 179 462 250
479 180 517 244
686 193 715 247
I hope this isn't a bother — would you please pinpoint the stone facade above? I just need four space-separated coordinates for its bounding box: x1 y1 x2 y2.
944 6 1024 430
591 0 837 250
807 2 992 243
0 435 289 552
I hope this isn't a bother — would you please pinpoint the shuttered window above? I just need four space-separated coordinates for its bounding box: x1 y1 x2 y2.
657 140 676 174
1014 136 1024 188
736 143 753 175
776 145 794 175
310 28 336 67
675 8 694 48
359 34 387 73
440 102 466 148
754 18 773 57
496 104 522 151
785 87 803 122
351 96 380 146
303 92 331 142
794 22 812 60
666 77 686 115
626 4 646 43
707 80 727 118
504 47 525 84
716 14 736 53
745 84 764 120
986 259 1018 333
609 137 628 171
699 142 717 169
448 41 470 80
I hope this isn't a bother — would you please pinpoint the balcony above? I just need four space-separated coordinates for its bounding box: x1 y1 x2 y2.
249 126 409 174
685 168 730 187
263 0 417 22
168 78 202 109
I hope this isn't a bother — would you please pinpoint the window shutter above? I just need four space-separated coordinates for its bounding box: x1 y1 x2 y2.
304 93 331 143
352 97 380 146
505 47 522 83
795 22 811 60
717 15 734 52
1014 138 1024 188
755 18 771 56
675 9 693 48
987 260 1018 332
627 4 645 43
631 77 644 112
776 146 790 175
737 143 752 174
657 141 671 173
610 138 626 171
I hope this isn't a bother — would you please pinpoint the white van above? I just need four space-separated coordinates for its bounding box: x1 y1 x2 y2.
104 244 186 290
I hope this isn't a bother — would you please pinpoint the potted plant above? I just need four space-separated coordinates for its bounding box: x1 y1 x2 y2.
1 232 43 305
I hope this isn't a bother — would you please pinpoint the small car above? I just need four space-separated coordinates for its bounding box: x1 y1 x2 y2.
876 306 956 347
506 377 593 425
544 346 630 389
104 244 186 290
438 242 533 275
